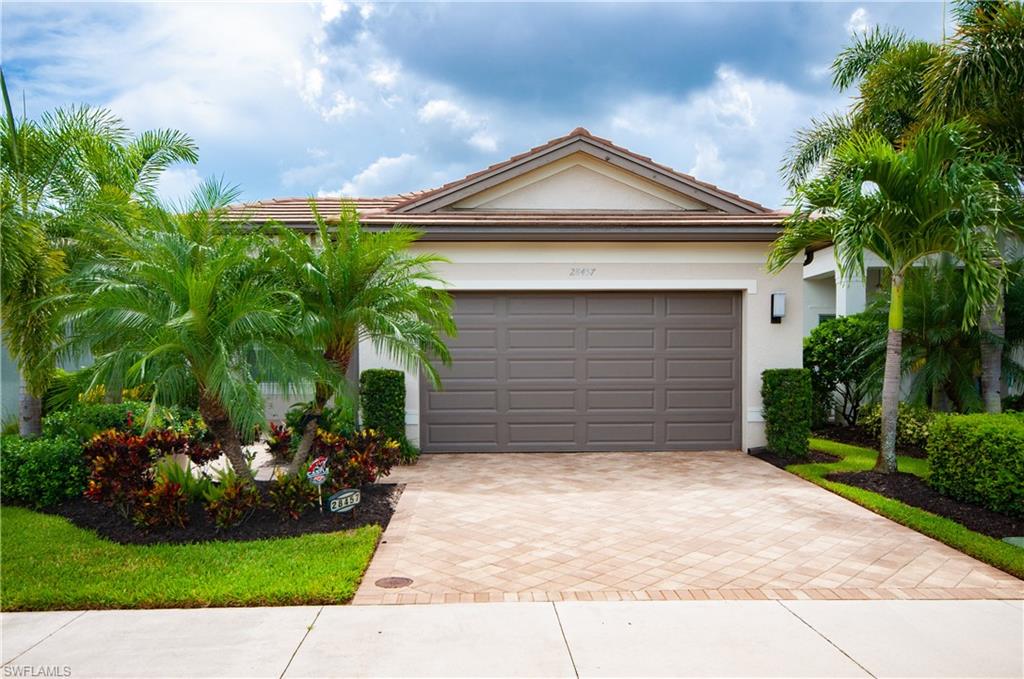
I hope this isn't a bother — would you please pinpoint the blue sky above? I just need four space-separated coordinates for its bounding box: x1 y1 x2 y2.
3 2 945 208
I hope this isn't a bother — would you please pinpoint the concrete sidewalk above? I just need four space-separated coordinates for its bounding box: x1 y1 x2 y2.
2 600 1021 678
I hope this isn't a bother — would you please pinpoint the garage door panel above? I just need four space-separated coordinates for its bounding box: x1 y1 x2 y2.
507 390 577 411
508 296 575 315
666 359 736 379
437 359 498 381
586 295 656 316
451 329 499 349
508 423 577 444
586 328 656 349
666 328 737 349
586 389 656 410
421 292 741 452
587 359 656 380
427 390 498 412
666 295 737 316
507 328 575 349
587 422 656 444
508 359 576 379
666 389 734 409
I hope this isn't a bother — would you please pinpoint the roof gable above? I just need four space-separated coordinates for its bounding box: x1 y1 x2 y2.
450 153 708 212
392 127 769 215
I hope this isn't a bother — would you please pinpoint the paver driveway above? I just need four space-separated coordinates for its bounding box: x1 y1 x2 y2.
354 451 1024 604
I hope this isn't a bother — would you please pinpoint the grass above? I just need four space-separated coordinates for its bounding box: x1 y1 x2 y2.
785 438 1024 579
0 506 381 611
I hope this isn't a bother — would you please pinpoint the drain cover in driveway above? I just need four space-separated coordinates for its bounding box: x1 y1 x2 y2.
375 577 414 589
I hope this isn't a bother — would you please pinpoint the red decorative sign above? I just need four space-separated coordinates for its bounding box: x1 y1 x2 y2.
306 456 328 486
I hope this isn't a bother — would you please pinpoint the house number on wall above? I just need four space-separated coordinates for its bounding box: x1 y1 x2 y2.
569 267 597 278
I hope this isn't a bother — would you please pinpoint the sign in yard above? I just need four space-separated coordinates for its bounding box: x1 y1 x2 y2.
306 456 328 485
307 456 329 512
329 488 361 514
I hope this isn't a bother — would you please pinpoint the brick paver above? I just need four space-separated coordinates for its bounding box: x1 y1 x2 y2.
353 451 1024 604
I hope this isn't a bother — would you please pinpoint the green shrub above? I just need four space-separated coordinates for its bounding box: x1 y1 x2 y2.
360 369 405 441
803 315 879 426
761 369 812 458
860 403 934 449
0 435 87 508
928 413 1024 516
42 401 148 441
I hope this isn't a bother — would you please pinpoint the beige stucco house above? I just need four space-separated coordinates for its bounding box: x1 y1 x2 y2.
240 127 804 452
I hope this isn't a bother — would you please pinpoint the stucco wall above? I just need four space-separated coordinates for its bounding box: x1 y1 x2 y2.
358 241 803 451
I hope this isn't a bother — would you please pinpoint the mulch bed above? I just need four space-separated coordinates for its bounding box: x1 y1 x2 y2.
43 482 403 546
813 424 927 458
827 471 1024 540
747 447 840 469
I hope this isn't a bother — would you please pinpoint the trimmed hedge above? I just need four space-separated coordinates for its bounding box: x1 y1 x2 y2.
761 368 812 458
360 369 406 441
360 369 419 464
928 413 1024 517
0 435 87 508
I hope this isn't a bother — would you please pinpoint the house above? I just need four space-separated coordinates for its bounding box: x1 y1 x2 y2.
802 244 888 337
239 127 803 452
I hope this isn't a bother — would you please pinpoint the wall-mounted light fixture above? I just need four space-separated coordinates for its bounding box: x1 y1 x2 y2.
770 292 786 324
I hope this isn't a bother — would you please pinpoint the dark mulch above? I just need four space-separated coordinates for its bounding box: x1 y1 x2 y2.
748 447 841 470
828 471 1024 540
43 482 403 546
813 424 927 458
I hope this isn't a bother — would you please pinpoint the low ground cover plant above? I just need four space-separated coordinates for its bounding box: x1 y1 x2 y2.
860 402 934 450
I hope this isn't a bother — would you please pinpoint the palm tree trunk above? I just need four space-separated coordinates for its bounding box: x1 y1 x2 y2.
876 272 904 474
979 295 1004 413
286 345 351 475
286 383 332 475
18 381 41 436
198 392 253 482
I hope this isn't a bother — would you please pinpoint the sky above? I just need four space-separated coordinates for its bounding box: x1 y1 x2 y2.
2 1 946 209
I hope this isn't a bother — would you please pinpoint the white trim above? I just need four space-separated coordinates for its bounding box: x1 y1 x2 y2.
441 279 759 293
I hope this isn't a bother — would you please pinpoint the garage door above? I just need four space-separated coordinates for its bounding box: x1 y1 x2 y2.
420 292 741 452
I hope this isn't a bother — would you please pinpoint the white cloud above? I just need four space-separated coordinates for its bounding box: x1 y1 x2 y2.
333 153 420 196
689 139 725 178
156 166 203 205
468 131 498 152
418 98 497 152
607 65 843 207
846 7 871 35
368 62 400 89
320 0 348 24
321 91 361 119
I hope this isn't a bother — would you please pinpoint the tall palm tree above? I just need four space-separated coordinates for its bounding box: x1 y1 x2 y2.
64 180 323 480
924 0 1024 412
768 122 1020 472
783 28 937 190
271 202 455 475
0 70 198 433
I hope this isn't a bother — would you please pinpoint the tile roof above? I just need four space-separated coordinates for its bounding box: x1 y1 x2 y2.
227 128 786 236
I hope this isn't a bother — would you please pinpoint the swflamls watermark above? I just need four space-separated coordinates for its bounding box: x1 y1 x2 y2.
2 666 71 677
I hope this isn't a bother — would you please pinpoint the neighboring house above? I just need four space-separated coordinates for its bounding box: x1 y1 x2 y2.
802 244 888 337
238 128 802 452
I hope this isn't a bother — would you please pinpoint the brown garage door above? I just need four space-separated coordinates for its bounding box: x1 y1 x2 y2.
420 291 741 452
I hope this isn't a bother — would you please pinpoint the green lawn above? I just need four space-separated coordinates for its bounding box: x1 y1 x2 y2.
788 438 1024 579
0 507 381 611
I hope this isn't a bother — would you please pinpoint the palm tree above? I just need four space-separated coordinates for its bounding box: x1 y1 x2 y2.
64 181 322 480
768 122 1020 473
783 28 937 189
861 255 1024 413
271 202 455 475
0 70 198 433
923 0 1024 412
